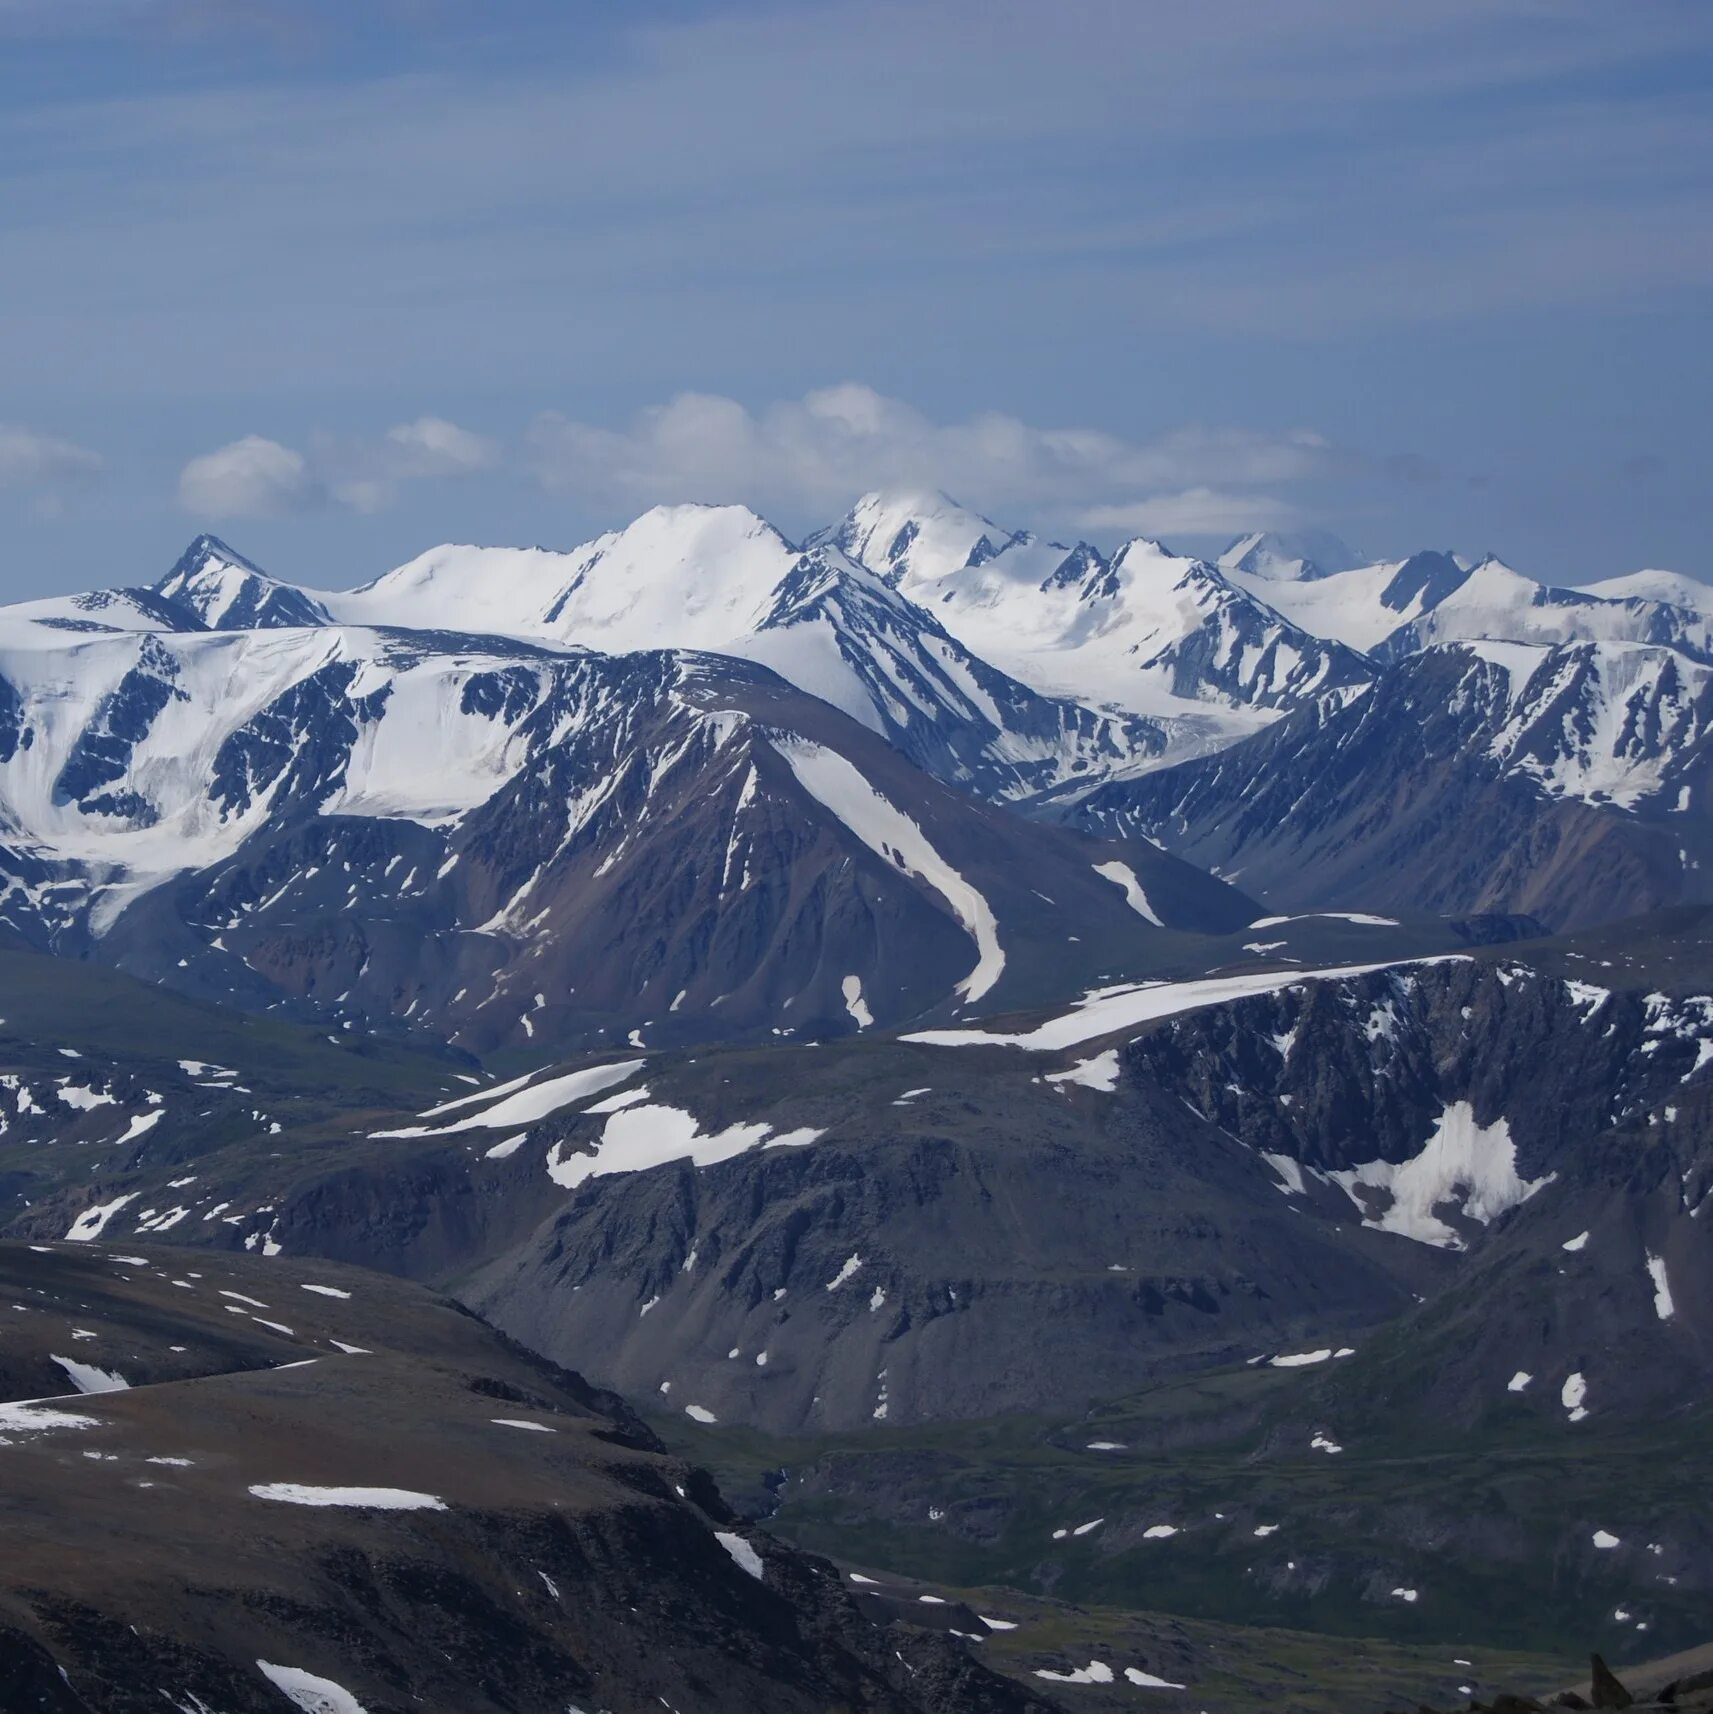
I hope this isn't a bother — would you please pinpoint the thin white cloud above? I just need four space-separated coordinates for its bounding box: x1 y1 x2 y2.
0 423 101 492
178 434 317 518
1078 489 1303 537
526 385 1332 528
178 417 495 517
383 415 497 478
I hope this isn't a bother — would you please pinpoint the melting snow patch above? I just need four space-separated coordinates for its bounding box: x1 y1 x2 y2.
56 1083 117 1111
482 1133 528 1159
1327 1102 1553 1249
373 1059 645 1137
546 1102 823 1190
299 1284 352 1300
1646 1253 1675 1320
1592 1530 1620 1549
1035 1662 1115 1685
1045 1049 1121 1092
1508 1371 1533 1393
0 1401 100 1439
65 1193 140 1242
1563 1230 1590 1251
824 1254 863 1291
773 738 1004 1003
684 1404 718 1424
716 1530 765 1579
256 1663 371 1714
1271 1349 1333 1368
116 1111 164 1144
51 1355 129 1395
490 1418 556 1433
1563 1372 1590 1423
1125 1668 1186 1689
1142 1524 1179 1539
1391 1587 1419 1603
842 974 873 1030
906 959 1436 1050
979 1616 1018 1631
248 1485 447 1510
1092 860 1163 926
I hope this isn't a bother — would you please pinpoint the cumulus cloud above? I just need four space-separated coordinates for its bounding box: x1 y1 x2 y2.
178 416 496 517
383 416 498 478
173 391 1336 538
525 384 1332 530
0 424 102 493
178 434 318 518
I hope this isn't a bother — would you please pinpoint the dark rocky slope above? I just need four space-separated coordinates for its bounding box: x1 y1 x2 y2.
0 1241 1054 1714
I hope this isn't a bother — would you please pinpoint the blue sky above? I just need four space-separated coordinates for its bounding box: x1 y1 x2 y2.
2 0 1710 596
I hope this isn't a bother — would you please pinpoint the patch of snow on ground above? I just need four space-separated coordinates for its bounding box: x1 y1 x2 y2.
256 1663 371 1714
65 1193 140 1242
51 1355 129 1394
1646 1252 1675 1320
906 959 1438 1050
842 974 873 1029
1035 1662 1115 1685
546 1102 823 1190
1326 1102 1553 1249
824 1253 863 1290
1508 1371 1533 1392
1045 1049 1121 1092
0 1401 101 1439
773 737 1004 1003
1125 1667 1187 1689
1271 1349 1333 1368
1563 1372 1590 1422
715 1530 765 1579
1092 860 1163 926
248 1484 447 1510
685 1404 718 1424
373 1059 645 1137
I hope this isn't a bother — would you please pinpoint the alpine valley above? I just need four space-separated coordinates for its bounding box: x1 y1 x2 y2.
2 493 1710 1714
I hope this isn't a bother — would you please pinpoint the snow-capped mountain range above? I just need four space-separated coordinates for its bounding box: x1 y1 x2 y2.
1 490 1708 1043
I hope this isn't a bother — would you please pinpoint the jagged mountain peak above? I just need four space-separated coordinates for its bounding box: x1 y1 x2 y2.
813 488 1031 586
1111 534 1207 575
155 534 332 631
1218 528 1359 582
166 532 267 580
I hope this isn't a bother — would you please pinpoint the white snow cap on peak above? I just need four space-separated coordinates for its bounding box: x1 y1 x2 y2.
1218 529 1358 582
824 489 1026 586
